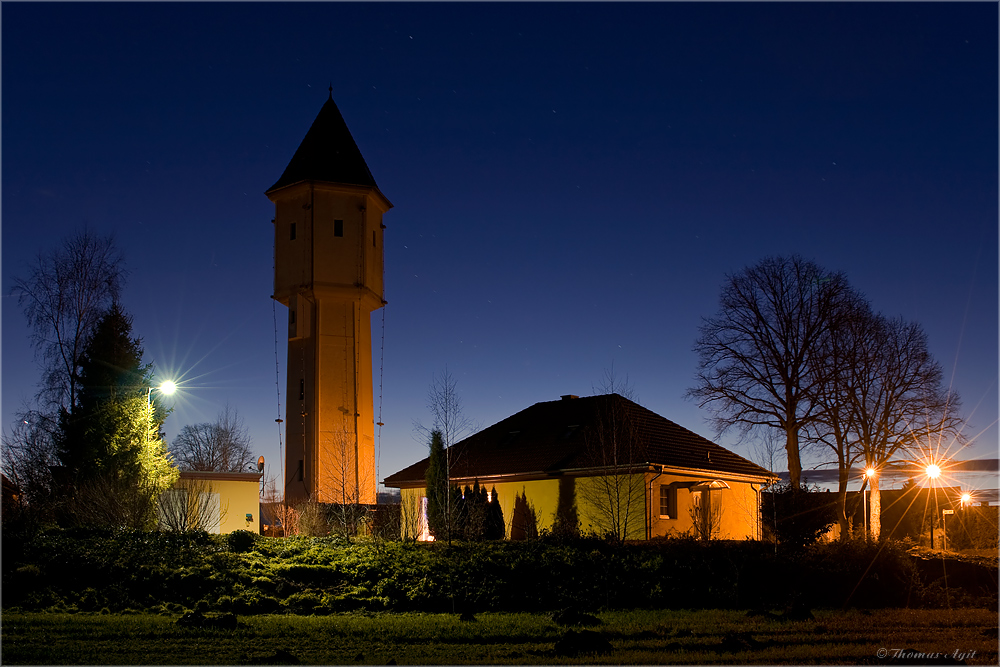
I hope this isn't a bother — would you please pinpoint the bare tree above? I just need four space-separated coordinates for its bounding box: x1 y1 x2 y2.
425 367 478 450
171 405 255 472
157 478 228 532
296 498 331 537
1 409 61 524
414 368 478 544
802 291 873 540
319 427 373 538
11 229 127 413
840 315 962 540
689 255 852 489
398 491 424 541
68 472 164 530
580 370 646 542
260 474 298 536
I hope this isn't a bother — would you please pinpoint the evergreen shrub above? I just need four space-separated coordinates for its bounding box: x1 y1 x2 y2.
3 526 990 615
227 529 257 553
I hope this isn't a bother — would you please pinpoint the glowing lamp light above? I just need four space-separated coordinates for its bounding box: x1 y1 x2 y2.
864 467 876 478
159 380 178 396
925 464 941 479
961 493 972 505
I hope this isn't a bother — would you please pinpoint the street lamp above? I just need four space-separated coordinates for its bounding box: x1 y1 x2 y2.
146 380 178 446
147 380 178 406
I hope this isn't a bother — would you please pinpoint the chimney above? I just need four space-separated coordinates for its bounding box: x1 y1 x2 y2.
561 395 579 401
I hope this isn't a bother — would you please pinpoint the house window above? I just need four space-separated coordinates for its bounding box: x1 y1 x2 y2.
290 223 296 241
334 219 344 237
659 485 677 519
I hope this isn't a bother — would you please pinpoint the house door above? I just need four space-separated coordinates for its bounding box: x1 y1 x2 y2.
692 486 723 540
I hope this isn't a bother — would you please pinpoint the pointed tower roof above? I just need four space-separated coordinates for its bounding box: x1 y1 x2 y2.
267 91 379 193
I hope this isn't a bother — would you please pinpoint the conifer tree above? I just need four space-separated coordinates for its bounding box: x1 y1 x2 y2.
55 302 177 526
424 429 448 539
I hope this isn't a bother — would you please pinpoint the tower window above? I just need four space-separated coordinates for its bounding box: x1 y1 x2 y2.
373 230 377 247
290 223 296 241
299 379 304 401
297 460 304 482
289 310 296 325
334 219 344 237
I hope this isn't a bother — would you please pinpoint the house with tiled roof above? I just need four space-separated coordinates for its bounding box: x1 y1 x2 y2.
383 393 777 541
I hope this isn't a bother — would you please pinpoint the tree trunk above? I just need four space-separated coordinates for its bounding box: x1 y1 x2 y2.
785 425 802 489
870 474 881 541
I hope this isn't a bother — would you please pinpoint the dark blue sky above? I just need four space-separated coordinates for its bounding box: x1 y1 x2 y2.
3 3 997 495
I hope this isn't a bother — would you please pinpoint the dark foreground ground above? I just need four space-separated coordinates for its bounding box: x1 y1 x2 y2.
3 608 997 665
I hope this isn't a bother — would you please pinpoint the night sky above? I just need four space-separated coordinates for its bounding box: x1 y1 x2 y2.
3 3 997 497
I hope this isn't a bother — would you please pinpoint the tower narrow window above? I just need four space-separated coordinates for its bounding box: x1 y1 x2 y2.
334 219 344 237
290 223 296 241
373 230 376 247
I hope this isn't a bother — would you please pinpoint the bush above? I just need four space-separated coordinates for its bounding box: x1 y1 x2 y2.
948 506 999 551
800 540 921 608
227 530 256 553
762 483 838 550
284 590 325 615
4 526 990 615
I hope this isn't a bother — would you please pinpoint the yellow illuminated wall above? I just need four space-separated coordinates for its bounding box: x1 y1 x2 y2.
398 471 763 541
166 472 263 534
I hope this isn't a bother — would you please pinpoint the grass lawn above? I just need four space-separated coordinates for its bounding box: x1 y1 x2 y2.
2 608 997 665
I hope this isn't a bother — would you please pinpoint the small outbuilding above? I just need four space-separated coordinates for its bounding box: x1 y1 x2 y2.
383 393 776 541
159 471 262 534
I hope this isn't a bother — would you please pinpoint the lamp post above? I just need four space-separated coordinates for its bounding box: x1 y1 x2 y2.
925 463 941 549
862 466 877 541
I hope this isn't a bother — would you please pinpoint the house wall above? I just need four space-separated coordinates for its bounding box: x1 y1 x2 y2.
210 477 262 534
400 473 762 541
164 475 261 534
576 475 647 540
647 473 761 540
400 479 562 540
